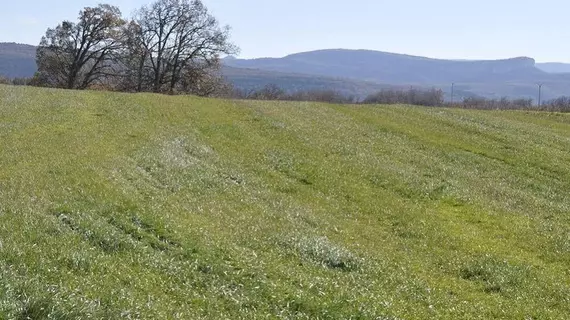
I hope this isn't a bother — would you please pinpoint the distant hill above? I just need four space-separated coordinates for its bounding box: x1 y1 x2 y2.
225 49 545 85
224 49 570 100
221 66 477 100
536 62 570 74
0 43 36 78
223 66 401 97
2 43 570 100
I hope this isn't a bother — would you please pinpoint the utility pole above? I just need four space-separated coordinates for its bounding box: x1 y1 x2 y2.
451 83 455 105
538 83 543 107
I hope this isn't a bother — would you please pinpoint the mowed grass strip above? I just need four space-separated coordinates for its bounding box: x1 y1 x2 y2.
0 84 569 319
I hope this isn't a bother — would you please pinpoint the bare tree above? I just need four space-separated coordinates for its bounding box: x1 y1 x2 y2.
461 96 533 110
246 84 287 100
178 59 234 96
132 0 238 93
35 4 126 89
117 20 152 92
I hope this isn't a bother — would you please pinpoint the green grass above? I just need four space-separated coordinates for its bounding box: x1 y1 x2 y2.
0 84 569 319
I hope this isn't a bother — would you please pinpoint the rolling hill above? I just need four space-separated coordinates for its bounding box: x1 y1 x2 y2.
0 84 569 318
226 49 544 84
0 42 36 78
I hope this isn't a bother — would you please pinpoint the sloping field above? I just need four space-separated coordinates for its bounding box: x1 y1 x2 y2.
0 85 569 319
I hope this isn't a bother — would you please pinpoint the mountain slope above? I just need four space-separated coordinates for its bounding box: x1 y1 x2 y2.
536 62 570 74
225 49 570 99
225 49 546 84
222 65 401 97
0 84 569 318
222 66 478 100
0 43 36 78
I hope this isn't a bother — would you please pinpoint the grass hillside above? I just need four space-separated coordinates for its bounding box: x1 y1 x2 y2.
0 85 569 319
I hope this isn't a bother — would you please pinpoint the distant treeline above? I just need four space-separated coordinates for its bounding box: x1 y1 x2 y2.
4 75 570 111
229 83 570 112
0 77 31 86
230 84 357 104
231 84 444 106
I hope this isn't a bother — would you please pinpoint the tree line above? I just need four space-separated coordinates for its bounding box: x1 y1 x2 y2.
7 68 570 111
31 0 237 96
231 84 570 112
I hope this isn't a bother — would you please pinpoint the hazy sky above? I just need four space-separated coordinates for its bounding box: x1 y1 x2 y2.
1 0 568 62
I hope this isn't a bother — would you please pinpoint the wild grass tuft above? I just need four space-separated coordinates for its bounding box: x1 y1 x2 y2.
285 234 363 271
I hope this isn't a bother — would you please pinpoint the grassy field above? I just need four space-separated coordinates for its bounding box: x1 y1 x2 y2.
0 84 569 319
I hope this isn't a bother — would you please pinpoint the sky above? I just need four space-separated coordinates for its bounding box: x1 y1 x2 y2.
1 0 569 62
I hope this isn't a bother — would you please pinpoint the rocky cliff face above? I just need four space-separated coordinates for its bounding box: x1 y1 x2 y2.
484 57 536 73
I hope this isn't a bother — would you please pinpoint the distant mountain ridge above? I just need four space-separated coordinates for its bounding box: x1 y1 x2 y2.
0 42 36 78
225 49 544 85
536 62 570 74
2 42 570 100
224 49 570 100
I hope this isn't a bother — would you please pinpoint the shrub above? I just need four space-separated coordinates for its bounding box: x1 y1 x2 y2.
461 96 533 110
362 87 444 106
543 96 570 112
235 84 355 103
11 77 32 86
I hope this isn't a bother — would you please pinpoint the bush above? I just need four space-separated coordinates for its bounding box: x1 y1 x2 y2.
362 88 444 106
245 84 287 100
235 84 355 104
543 96 570 112
11 77 32 86
461 96 533 110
